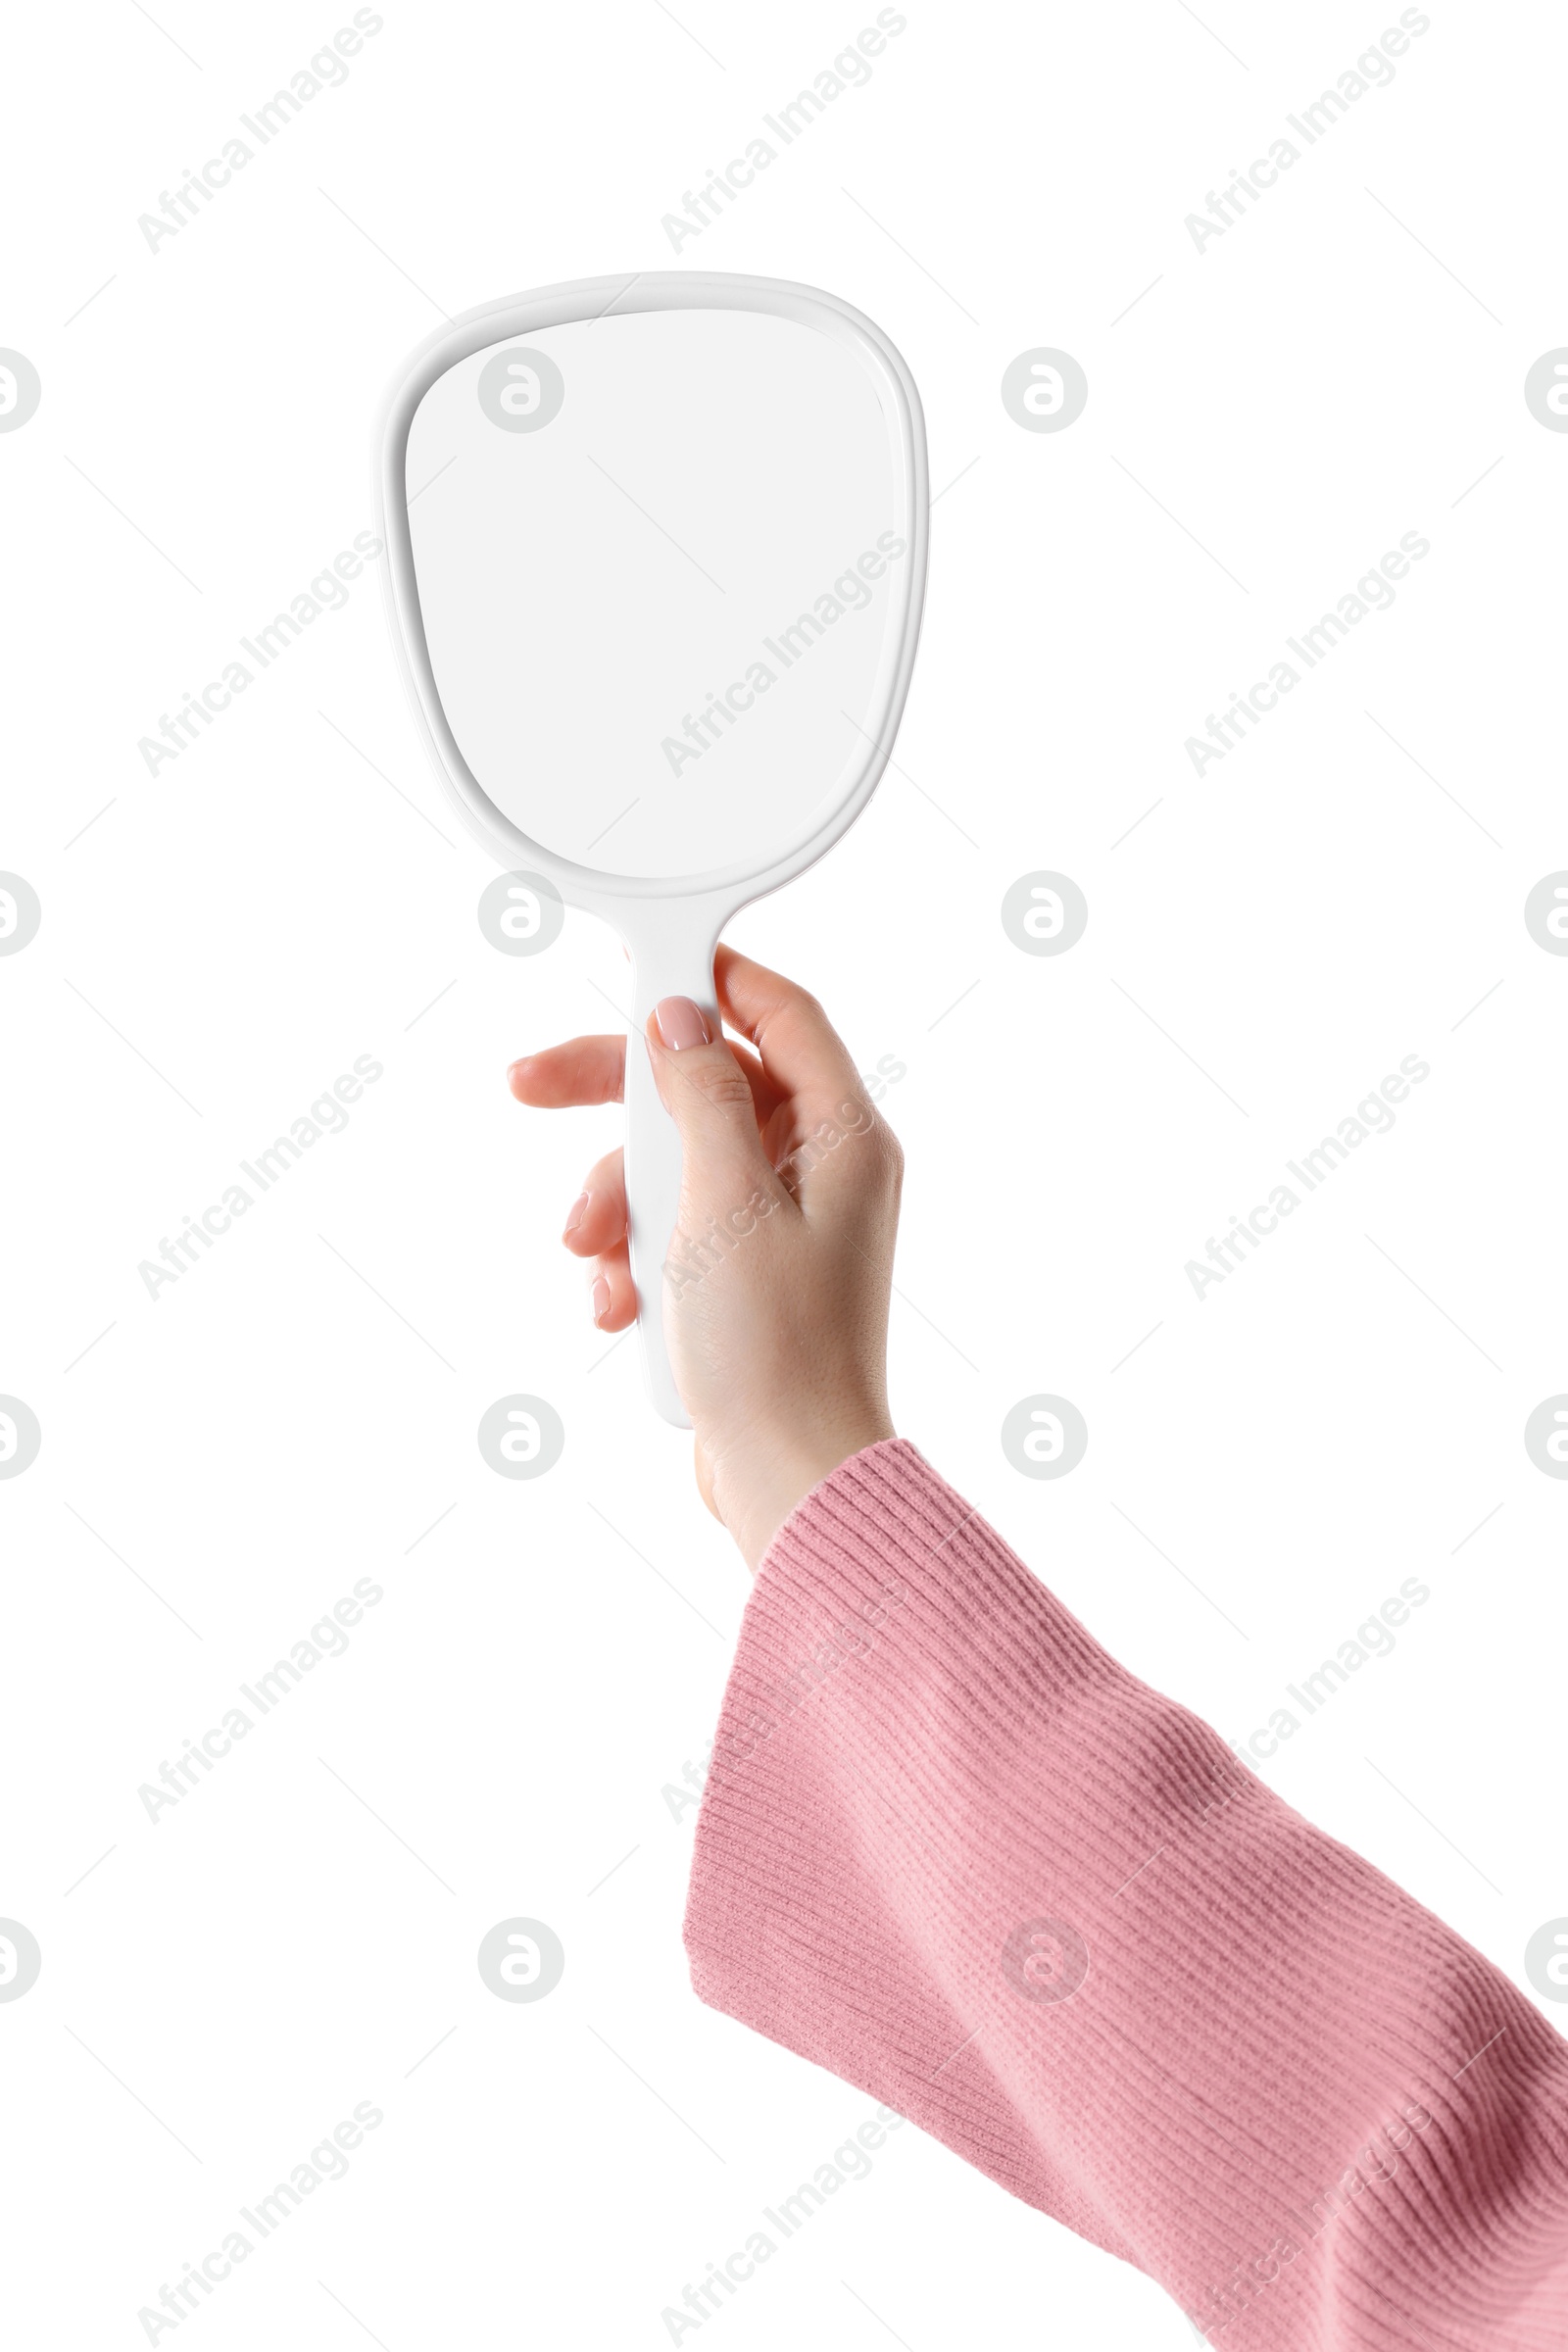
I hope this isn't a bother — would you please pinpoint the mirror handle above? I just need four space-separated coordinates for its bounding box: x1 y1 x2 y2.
623 918 724 1429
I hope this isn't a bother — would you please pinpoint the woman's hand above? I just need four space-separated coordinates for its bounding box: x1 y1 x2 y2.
507 948 903 1570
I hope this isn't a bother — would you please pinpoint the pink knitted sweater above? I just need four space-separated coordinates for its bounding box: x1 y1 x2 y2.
684 1441 1568 2347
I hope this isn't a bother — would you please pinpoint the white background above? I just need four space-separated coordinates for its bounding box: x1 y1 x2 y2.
3 2 1566 2345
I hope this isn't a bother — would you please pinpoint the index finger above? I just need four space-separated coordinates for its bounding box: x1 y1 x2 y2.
509 1035 625 1107
509 1018 783 1122
714 947 868 1127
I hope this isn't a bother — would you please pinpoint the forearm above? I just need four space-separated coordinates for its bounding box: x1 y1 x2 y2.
684 1440 1568 2348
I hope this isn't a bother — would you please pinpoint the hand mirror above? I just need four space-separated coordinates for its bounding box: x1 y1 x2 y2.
375 270 928 1424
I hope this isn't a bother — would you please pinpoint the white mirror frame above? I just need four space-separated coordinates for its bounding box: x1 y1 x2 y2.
373 270 928 1427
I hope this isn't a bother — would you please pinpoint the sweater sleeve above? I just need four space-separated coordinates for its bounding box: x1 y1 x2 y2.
683 1440 1568 2349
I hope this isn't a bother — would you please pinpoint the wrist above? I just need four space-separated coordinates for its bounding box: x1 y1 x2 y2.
721 1413 896 1572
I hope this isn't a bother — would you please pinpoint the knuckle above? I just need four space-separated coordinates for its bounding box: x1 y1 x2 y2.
682 1054 755 1113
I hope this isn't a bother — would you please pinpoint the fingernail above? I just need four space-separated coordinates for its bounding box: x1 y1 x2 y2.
564 1192 590 1237
655 996 710 1051
591 1276 612 1324
507 1058 532 1094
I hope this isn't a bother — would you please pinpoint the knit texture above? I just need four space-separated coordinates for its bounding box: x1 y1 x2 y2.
684 1440 1568 2347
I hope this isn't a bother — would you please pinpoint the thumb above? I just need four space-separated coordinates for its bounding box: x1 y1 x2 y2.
645 997 772 1202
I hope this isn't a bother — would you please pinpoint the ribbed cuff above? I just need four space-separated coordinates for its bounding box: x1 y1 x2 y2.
684 1440 1568 2347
